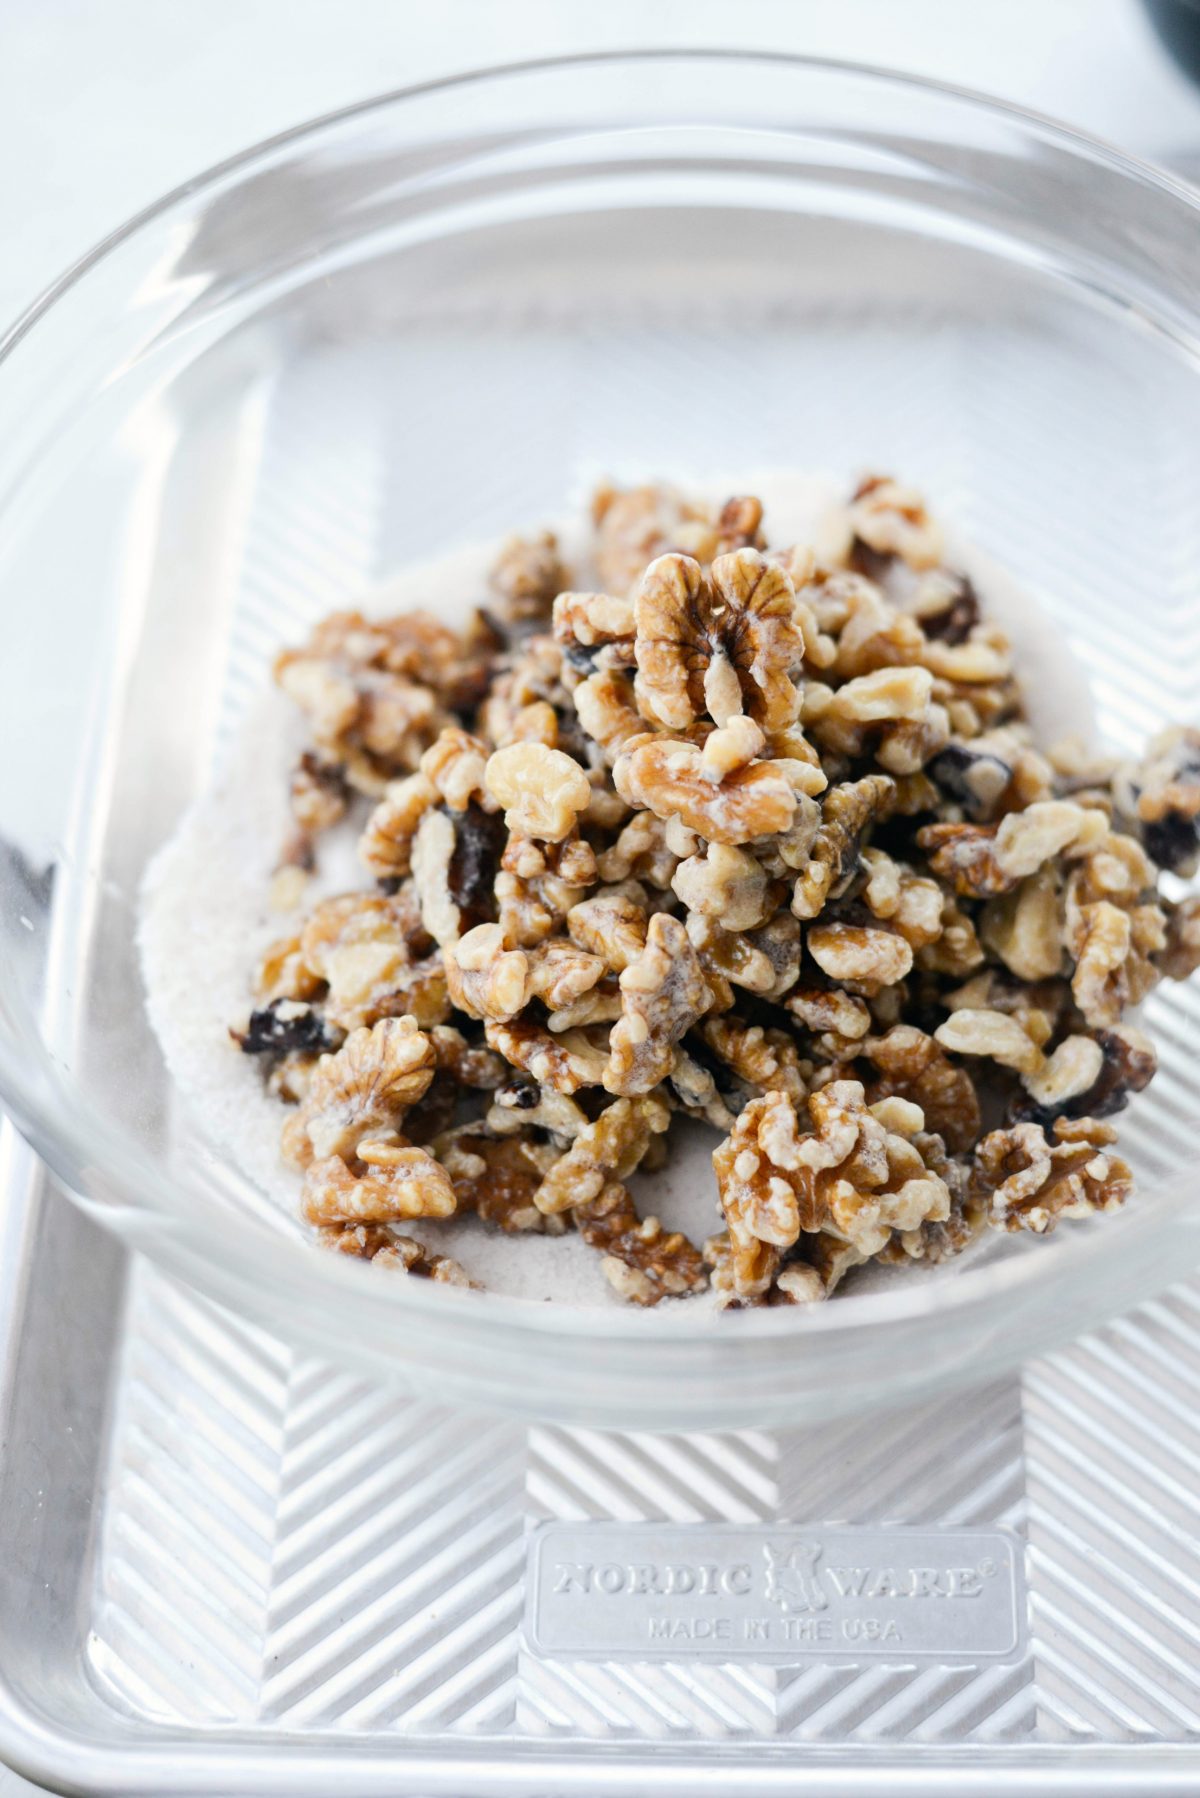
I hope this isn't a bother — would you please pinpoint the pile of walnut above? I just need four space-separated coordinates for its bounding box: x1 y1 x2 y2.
234 476 1200 1308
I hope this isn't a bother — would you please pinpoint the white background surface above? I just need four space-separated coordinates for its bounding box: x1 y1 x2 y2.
3 0 1200 337
1 3 1199 1793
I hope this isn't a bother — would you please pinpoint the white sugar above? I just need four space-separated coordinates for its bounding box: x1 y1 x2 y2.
138 472 1092 1315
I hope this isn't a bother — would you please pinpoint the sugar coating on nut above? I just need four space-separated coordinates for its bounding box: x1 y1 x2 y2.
485 742 592 842
606 913 713 1095
282 1017 437 1170
633 548 809 733
324 1222 479 1285
576 1181 707 1305
302 1143 457 1225
535 1094 671 1214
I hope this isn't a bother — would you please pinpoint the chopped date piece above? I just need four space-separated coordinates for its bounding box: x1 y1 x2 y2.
448 801 507 922
236 998 335 1056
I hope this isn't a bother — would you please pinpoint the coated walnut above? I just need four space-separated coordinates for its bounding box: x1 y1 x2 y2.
918 800 1106 898
791 775 895 920
283 1016 437 1169
1159 895 1200 982
592 482 721 594
667 1046 739 1131
486 1018 611 1094
803 665 947 771
614 731 803 847
523 937 607 1011
488 529 569 625
633 549 809 732
917 892 985 979
534 1093 671 1214
552 590 636 672
360 774 438 880
826 578 926 680
445 924 530 1022
672 843 779 931
255 931 325 1005
807 922 914 990
596 809 682 887
934 1007 1047 1076
700 1015 808 1104
275 615 450 792
301 1141 456 1225
479 633 574 747
877 1180 984 1270
495 833 597 948
576 1181 708 1305
567 891 649 972
572 669 645 763
436 1128 562 1233
485 741 592 842
786 983 872 1042
861 1025 981 1155
1063 828 1166 1028
981 867 1064 981
688 911 803 1003
323 1222 479 1286
859 849 944 950
298 890 440 1031
846 475 945 572
606 912 714 1095
919 625 1012 687
704 1227 870 1308
712 1082 952 1298
970 1116 1132 1233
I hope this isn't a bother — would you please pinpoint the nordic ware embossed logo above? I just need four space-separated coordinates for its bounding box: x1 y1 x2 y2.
763 1541 828 1614
526 1524 1024 1664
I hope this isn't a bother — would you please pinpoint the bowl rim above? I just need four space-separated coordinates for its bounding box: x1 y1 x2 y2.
4 47 1200 1360
5 44 1200 362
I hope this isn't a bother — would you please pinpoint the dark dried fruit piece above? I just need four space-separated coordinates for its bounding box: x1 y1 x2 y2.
1115 726 1200 875
1009 1022 1156 1127
448 801 507 926
236 998 335 1056
927 741 1013 820
919 574 980 645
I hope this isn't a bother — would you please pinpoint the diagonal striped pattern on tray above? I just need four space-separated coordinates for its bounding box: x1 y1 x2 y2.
516 1383 1031 1742
1024 1290 1200 1740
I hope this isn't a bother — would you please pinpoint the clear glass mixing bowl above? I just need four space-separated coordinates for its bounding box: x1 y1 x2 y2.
2 52 1200 1430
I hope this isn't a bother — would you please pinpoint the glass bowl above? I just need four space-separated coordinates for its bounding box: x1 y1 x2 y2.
2 52 1200 1431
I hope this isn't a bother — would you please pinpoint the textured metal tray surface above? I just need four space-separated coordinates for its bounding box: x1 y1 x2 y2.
2 1137 1200 1795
